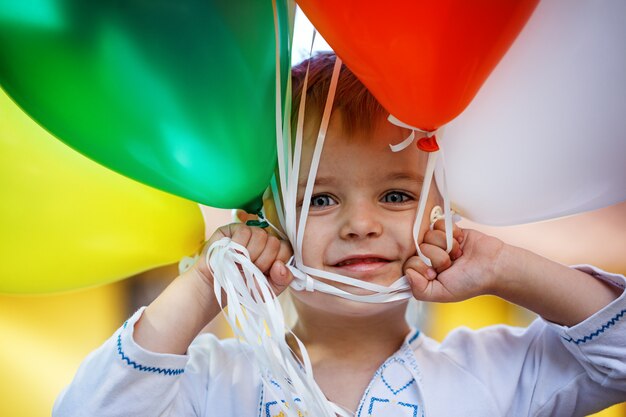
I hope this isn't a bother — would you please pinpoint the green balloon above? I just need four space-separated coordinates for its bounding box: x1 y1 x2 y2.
0 0 291 211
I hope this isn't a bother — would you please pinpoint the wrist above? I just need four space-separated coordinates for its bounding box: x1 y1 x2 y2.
184 264 224 319
487 241 524 298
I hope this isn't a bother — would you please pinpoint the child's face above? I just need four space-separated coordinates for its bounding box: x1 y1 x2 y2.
291 112 438 315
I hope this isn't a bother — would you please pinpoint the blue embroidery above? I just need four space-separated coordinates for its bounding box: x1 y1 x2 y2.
408 330 420 345
367 397 420 417
398 401 419 417
368 397 389 415
264 399 301 417
382 374 415 395
265 400 278 417
258 384 265 417
357 356 420 417
562 309 626 345
116 328 184 376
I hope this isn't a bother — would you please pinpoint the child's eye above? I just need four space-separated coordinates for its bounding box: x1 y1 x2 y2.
381 191 412 204
310 194 337 208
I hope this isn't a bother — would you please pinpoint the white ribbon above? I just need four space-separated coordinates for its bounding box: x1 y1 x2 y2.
387 114 454 266
288 259 413 303
208 238 349 417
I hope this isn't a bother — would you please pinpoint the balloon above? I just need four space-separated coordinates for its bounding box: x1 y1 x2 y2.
296 0 538 131
439 0 626 226
0 88 205 294
0 0 292 212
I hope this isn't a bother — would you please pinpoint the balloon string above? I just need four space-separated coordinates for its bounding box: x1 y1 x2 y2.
295 56 342 259
207 237 350 417
268 3 351 416
387 114 454 261
286 29 316 253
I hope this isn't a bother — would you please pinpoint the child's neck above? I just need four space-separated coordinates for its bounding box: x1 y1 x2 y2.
290 301 410 362
288 300 411 412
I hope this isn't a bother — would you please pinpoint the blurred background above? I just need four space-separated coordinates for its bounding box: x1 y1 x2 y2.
1 202 624 416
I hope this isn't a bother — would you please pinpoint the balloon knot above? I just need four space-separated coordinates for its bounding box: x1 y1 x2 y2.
416 135 439 152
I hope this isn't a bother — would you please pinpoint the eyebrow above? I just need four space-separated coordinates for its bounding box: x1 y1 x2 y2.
298 176 335 189
383 172 425 185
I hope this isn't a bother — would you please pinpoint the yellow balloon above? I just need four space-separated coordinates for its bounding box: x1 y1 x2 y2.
0 89 205 293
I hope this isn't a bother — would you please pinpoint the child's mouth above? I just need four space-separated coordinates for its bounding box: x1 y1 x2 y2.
334 257 390 272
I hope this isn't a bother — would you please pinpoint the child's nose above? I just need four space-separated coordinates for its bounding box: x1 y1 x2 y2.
339 203 383 240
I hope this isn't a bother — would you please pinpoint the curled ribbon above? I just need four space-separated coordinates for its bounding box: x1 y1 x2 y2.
388 114 440 153
386 114 455 265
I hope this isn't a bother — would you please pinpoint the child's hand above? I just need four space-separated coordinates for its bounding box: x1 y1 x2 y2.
403 219 505 303
195 223 295 296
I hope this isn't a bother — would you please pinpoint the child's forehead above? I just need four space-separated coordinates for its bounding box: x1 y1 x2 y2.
299 113 428 179
312 112 420 154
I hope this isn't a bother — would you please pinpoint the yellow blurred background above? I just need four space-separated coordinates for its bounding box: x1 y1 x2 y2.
1 204 624 416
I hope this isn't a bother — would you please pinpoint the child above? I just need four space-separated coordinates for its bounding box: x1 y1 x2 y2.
53 52 626 416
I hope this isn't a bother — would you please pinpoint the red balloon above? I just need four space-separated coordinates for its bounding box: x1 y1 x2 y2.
297 0 539 131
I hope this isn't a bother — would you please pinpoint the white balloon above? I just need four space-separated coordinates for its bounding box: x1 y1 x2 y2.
438 0 626 226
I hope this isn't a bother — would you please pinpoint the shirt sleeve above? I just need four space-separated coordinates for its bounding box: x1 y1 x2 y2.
437 265 626 417
52 307 198 417
544 265 626 387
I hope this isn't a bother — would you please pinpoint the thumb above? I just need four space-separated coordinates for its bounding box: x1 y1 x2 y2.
268 259 294 295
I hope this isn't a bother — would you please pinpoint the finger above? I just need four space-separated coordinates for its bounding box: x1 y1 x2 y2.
276 240 294 264
268 260 294 295
432 218 464 244
405 267 429 296
423 229 462 260
403 255 437 281
229 223 253 250
419 243 452 273
254 235 281 273
244 227 269 262
232 209 246 223
206 224 231 246
406 271 454 303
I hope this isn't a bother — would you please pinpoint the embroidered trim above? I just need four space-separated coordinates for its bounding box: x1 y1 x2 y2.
258 383 265 417
116 323 185 376
400 342 420 379
407 330 420 345
264 399 302 417
366 397 420 417
265 401 278 417
562 309 626 345
398 401 419 417
368 398 389 415
382 374 415 395
356 356 420 416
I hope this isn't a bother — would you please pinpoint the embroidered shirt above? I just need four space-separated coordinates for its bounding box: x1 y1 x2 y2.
53 265 626 417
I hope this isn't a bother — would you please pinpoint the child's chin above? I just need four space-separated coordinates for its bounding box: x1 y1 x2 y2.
290 284 409 317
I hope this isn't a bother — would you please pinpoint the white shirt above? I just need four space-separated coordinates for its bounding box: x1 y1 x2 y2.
53 265 626 416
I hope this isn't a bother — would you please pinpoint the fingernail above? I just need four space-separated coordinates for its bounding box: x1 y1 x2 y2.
278 263 287 278
427 268 437 279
